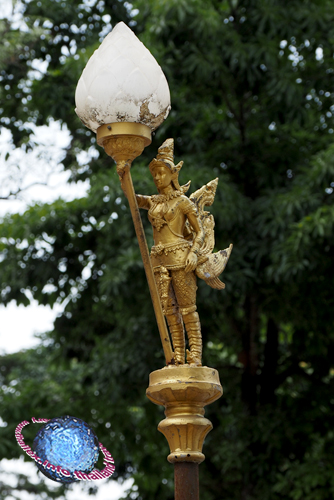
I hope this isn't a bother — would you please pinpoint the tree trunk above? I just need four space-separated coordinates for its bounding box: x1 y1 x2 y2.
240 295 259 414
260 318 279 405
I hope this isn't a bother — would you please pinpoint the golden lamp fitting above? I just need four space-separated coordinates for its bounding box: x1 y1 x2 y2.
146 365 223 464
96 122 152 164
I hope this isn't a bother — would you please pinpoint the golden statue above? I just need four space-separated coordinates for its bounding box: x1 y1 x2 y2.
136 139 232 366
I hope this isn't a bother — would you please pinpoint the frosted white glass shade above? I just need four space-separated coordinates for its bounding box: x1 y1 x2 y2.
75 22 171 132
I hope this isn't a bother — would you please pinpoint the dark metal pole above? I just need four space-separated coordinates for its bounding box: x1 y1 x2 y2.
174 463 199 500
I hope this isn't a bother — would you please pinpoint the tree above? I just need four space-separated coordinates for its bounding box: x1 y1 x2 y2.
1 0 334 499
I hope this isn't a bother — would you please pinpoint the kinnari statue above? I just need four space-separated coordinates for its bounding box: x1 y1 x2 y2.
136 139 232 366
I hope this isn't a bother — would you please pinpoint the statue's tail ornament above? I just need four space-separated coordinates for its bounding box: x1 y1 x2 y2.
196 244 233 289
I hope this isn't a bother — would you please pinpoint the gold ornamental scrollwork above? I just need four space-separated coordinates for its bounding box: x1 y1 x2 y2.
103 136 146 169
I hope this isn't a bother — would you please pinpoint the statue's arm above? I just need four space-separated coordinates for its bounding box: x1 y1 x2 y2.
136 194 151 210
187 212 204 253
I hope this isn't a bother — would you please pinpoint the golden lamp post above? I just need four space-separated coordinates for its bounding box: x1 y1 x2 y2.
75 22 232 500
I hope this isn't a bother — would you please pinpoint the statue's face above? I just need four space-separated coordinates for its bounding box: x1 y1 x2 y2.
152 165 173 191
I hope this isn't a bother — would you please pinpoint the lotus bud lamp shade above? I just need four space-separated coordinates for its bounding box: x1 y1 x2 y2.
75 22 171 142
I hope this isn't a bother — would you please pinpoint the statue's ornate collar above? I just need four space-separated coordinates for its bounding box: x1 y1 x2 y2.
151 189 184 204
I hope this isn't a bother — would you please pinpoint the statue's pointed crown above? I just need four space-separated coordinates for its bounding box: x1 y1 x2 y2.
156 138 174 163
149 138 182 174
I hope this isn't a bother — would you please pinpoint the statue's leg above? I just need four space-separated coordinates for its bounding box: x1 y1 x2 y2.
165 312 185 365
171 270 202 366
154 267 185 365
183 311 202 366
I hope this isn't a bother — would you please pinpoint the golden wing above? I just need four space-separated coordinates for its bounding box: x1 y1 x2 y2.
187 177 233 289
189 177 218 210
187 178 218 255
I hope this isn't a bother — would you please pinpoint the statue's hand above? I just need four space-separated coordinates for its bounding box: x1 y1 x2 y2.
185 251 198 273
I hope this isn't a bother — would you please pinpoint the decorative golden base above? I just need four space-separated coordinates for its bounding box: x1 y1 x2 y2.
146 365 223 463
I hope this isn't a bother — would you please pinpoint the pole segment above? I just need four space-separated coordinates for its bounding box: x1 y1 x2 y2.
174 463 199 500
117 161 174 365
98 127 174 365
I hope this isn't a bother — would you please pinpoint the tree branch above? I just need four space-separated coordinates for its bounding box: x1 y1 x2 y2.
0 180 48 200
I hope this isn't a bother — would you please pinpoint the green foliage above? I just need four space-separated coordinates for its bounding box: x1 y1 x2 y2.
1 0 334 499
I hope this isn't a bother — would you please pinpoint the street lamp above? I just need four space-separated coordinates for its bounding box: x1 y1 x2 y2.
75 22 226 500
